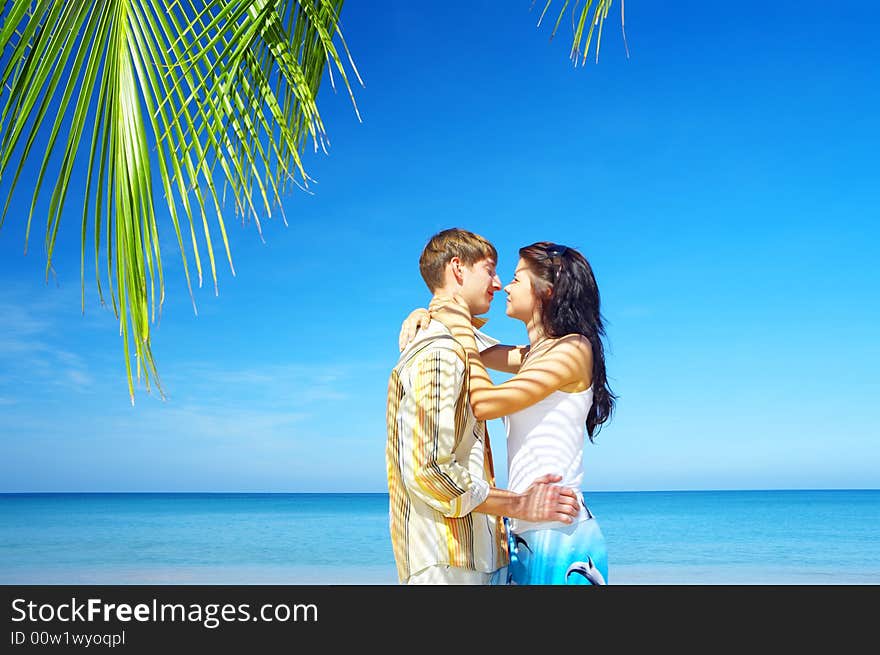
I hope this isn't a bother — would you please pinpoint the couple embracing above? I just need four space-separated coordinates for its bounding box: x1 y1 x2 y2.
386 228 615 585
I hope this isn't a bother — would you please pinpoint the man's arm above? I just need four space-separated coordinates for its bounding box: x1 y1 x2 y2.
401 345 580 523
476 474 579 524
399 346 489 518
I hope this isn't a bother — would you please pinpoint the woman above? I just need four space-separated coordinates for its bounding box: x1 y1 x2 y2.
400 242 616 585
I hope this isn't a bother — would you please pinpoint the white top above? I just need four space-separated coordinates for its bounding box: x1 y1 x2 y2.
503 386 593 533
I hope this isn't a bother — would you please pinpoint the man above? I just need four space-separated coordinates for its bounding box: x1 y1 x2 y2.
386 228 579 584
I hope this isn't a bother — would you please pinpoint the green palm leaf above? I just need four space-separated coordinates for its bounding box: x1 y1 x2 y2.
0 0 359 403
1 1 620 405
536 0 628 65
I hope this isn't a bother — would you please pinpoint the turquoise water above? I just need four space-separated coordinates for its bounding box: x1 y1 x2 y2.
1 490 878 584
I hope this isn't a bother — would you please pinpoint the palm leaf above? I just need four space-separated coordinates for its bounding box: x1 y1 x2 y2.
1 1 625 405
535 0 628 66
0 0 359 403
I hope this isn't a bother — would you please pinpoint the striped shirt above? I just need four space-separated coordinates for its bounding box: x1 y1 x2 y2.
385 320 508 582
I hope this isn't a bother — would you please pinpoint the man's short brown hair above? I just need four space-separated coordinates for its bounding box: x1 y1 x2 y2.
419 228 497 292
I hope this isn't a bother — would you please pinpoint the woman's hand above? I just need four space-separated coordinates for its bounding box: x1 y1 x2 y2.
398 308 431 351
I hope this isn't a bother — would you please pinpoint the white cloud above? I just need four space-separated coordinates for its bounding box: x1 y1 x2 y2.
163 360 386 407
0 297 99 393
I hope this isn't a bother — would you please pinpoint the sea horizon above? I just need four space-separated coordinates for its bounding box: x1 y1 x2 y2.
2 490 879 585
3 487 878 494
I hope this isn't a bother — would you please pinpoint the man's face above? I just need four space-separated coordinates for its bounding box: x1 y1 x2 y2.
459 257 502 315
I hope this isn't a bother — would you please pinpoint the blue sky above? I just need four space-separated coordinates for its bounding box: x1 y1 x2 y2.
1 1 878 492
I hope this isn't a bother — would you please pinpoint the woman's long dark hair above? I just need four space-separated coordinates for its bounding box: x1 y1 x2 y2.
520 242 616 441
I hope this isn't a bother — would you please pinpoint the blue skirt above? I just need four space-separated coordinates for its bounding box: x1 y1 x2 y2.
507 508 609 585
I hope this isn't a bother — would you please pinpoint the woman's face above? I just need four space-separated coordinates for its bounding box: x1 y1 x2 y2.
503 258 540 323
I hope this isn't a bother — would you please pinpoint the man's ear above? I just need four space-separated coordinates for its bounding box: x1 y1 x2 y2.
450 256 464 284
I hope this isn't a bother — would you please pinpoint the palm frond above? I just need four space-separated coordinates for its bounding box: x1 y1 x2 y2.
0 0 359 403
535 0 628 66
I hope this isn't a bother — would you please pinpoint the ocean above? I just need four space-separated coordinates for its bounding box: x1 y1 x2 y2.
1 490 878 584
